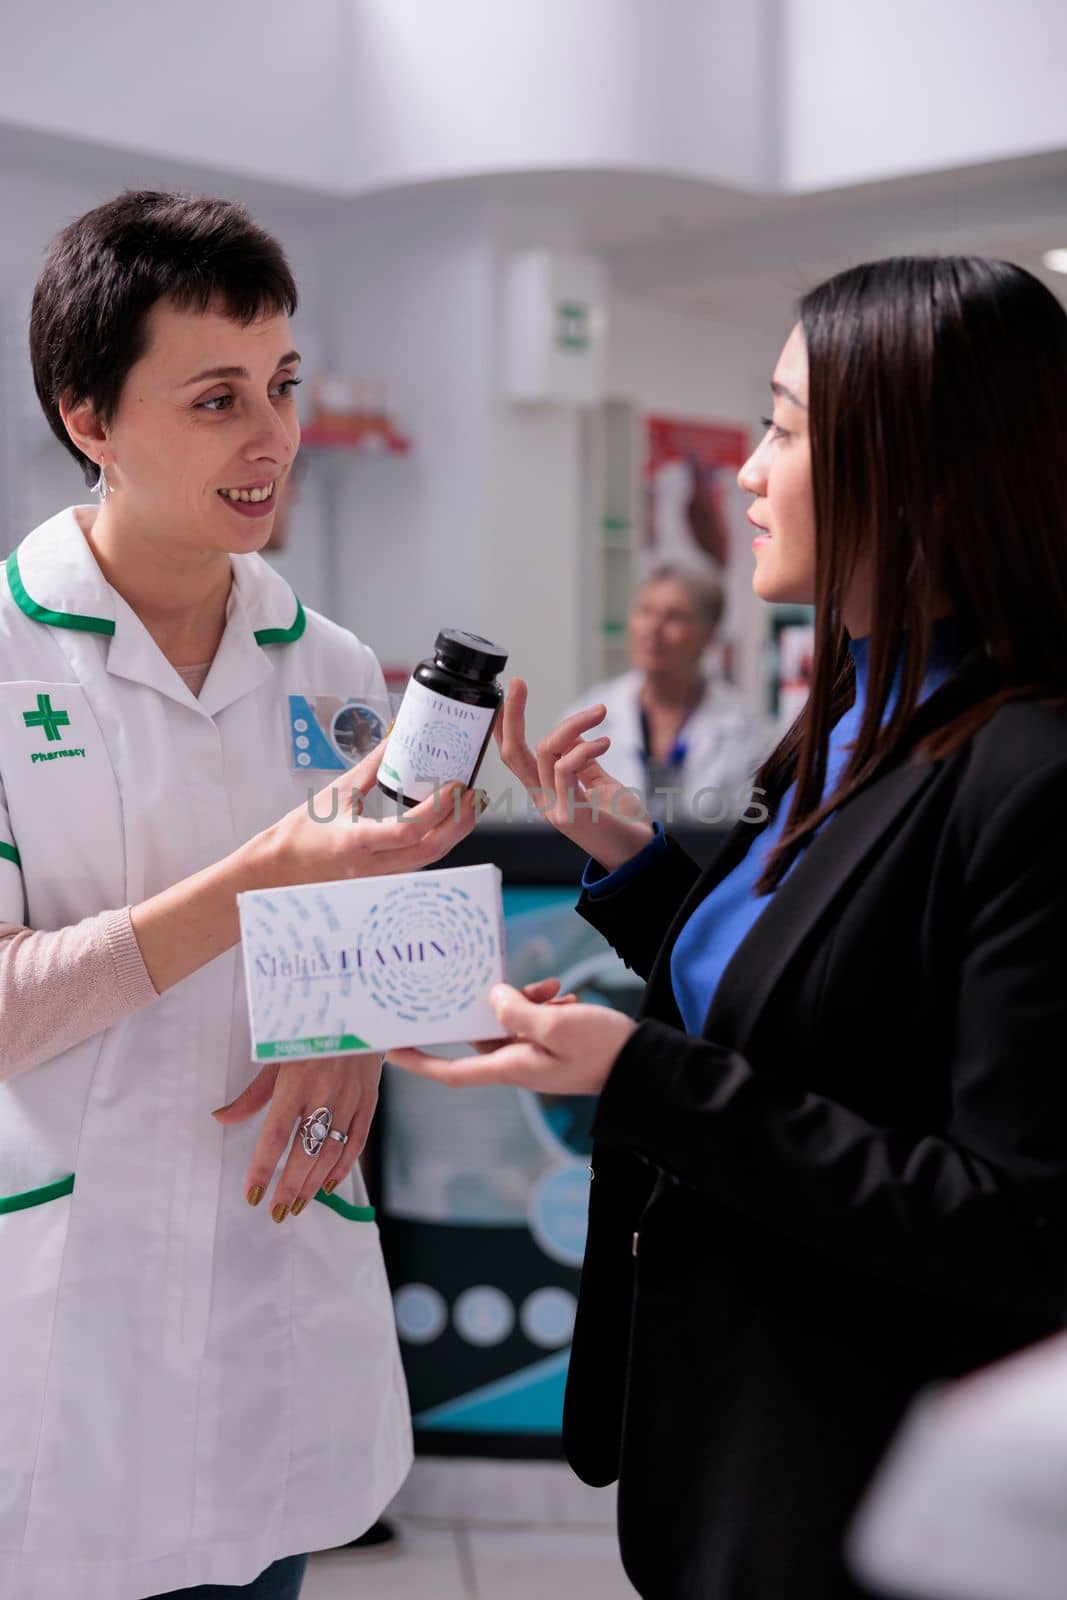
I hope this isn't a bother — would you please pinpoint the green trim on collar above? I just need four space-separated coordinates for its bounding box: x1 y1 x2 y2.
6 544 303 648
0 840 21 868
314 1188 376 1223
254 596 306 647
5 548 115 635
0 1173 75 1215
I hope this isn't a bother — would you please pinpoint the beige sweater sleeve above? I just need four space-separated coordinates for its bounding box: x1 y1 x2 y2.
0 907 160 1084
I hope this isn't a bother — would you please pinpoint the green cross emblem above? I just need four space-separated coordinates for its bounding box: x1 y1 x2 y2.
23 693 70 742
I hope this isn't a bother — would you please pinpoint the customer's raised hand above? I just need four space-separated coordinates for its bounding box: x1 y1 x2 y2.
493 677 655 872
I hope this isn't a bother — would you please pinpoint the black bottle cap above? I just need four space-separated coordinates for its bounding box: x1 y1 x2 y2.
434 629 508 679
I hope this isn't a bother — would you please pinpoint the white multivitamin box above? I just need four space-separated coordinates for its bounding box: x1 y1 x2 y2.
237 863 505 1061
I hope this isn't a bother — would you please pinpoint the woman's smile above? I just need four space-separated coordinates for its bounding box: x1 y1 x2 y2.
217 478 277 517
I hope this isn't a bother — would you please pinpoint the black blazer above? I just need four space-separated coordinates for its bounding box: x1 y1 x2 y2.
563 650 1067 1600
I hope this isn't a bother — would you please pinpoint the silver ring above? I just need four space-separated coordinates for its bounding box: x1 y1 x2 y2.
327 1129 349 1146
299 1106 333 1157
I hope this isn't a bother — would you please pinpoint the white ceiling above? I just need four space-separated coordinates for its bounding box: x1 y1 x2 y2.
470 152 1067 328
3 112 1065 338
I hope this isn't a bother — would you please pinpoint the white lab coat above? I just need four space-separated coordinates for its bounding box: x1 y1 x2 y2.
847 1330 1067 1600
0 507 411 1599
561 668 770 823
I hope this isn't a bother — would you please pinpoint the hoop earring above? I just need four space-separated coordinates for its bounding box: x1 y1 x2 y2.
95 464 111 502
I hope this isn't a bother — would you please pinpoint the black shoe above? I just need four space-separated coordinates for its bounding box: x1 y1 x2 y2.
344 1519 397 1550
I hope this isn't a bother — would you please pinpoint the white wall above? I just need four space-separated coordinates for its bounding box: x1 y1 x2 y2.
2 0 355 193
608 296 788 419
349 0 777 193
321 190 589 809
483 387 584 774
323 191 495 664
6 0 1067 200
2 0 1067 201
782 0 1067 191
3 0 777 195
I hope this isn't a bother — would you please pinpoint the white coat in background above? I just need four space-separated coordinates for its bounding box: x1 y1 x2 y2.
848 1329 1067 1600
0 507 411 1600
561 668 771 824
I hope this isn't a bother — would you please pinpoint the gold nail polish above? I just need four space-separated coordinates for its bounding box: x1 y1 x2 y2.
272 1203 289 1223
290 1197 306 1216
323 1179 338 1196
246 1185 263 1207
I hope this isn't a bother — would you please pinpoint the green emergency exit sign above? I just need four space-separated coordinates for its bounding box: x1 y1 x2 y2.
556 300 590 352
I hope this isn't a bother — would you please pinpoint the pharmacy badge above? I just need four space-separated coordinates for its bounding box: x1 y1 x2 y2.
288 694 388 771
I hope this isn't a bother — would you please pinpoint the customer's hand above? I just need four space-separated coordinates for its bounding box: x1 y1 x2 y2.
468 976 579 1049
263 734 481 888
388 981 636 1095
213 1053 383 1219
494 677 655 872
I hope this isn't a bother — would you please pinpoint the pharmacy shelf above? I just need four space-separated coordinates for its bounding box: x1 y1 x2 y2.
580 399 640 688
301 423 412 454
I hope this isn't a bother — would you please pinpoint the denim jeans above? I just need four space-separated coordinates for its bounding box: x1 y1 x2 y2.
150 1552 309 1598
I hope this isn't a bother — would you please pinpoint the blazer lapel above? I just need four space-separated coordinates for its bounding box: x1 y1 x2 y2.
639 644 996 1053
700 757 941 1054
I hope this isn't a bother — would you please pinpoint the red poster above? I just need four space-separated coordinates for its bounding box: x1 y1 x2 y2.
643 415 750 574
643 415 752 683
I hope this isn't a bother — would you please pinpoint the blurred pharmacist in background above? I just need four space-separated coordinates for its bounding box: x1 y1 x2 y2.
560 564 769 823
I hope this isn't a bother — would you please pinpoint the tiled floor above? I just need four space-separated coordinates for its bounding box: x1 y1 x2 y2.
303 1520 638 1598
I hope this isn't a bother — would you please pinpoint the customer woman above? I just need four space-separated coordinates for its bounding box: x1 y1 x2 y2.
0 190 485 1599
388 256 1067 1599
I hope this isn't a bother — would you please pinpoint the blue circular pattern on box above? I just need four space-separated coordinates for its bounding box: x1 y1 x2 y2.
356 879 496 1024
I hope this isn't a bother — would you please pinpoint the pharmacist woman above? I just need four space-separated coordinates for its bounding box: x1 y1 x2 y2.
388 256 1067 1599
0 191 485 1600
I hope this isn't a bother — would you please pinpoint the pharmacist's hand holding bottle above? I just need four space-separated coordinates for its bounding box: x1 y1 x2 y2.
263 734 480 887
494 677 655 872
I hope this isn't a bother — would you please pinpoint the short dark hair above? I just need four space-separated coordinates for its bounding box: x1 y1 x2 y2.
30 190 299 486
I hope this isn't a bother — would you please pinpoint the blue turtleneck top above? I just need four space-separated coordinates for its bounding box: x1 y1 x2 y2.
581 617 970 1035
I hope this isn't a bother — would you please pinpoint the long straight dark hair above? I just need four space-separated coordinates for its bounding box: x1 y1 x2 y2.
753 255 1067 895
